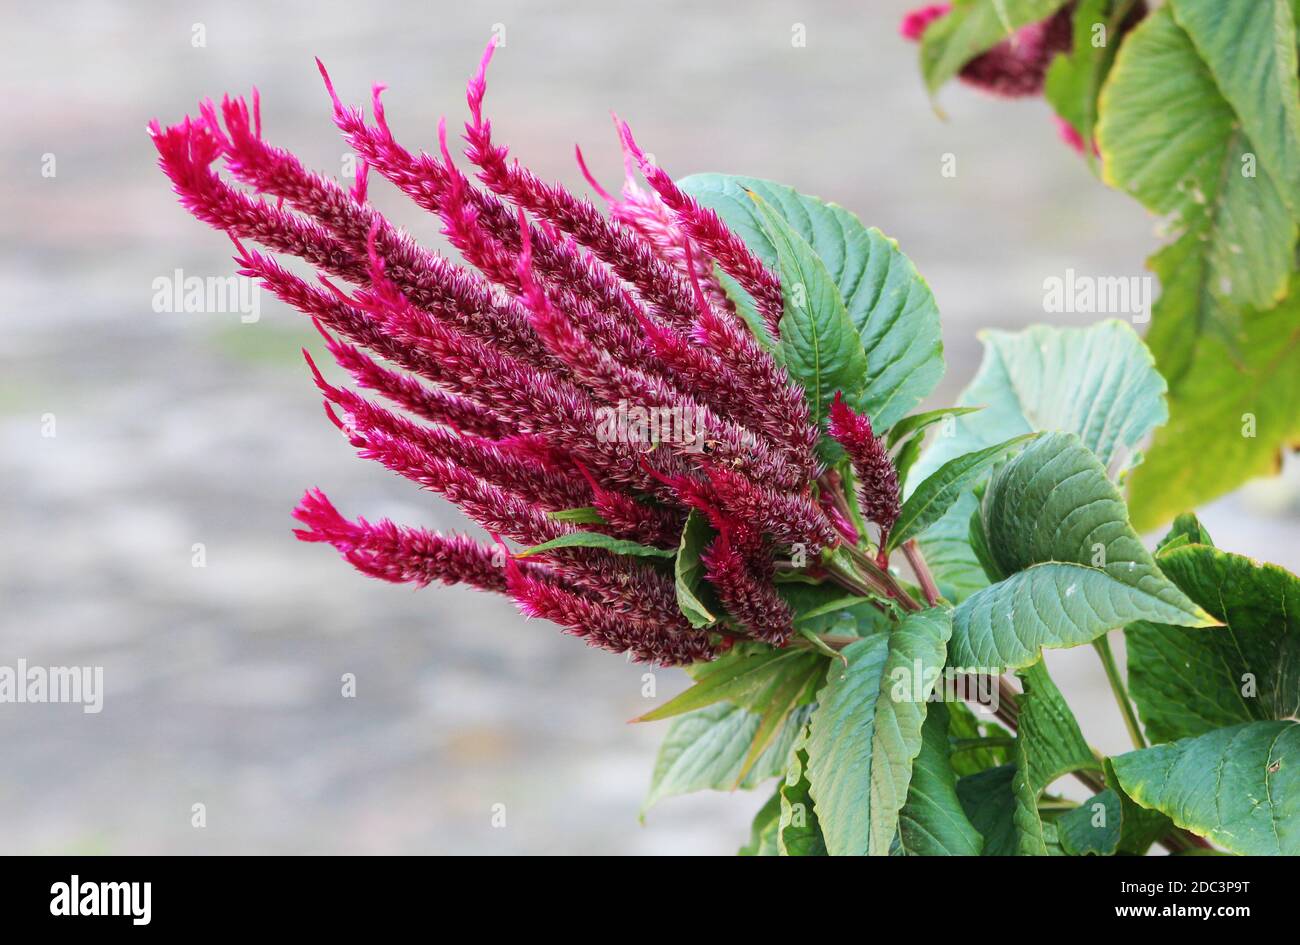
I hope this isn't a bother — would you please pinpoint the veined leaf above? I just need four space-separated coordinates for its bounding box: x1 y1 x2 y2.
888 432 1039 550
887 406 984 448
920 0 1072 94
950 433 1218 672
634 648 820 722
1012 661 1101 855
1126 278 1300 530
1099 3 1296 363
518 531 673 558
806 607 952 856
956 764 1019 856
896 703 984 855
678 174 944 433
642 702 814 815
674 510 717 628
1111 721 1300 855
909 321 1167 603
1126 543 1300 744
1169 0 1300 216
749 192 868 435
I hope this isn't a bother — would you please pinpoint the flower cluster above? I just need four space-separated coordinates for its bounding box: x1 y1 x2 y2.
151 42 907 665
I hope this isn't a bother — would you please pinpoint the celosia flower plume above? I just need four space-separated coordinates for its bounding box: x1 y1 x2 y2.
150 39 875 664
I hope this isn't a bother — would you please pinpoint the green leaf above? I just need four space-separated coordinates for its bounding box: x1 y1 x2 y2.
1097 2 1298 401
674 510 717 628
950 433 1219 672
1169 0 1300 216
634 648 820 721
888 432 1039 551
1056 789 1121 856
909 321 1168 486
643 702 814 814
806 607 953 856
518 531 673 559
777 581 892 637
779 746 828 856
677 174 944 433
739 788 783 856
1104 756 1172 855
1126 277 1300 531
1126 544 1300 744
1157 512 1214 550
1110 721 1300 855
1043 0 1135 167
1012 661 1102 855
956 764 1019 856
748 192 868 437
887 406 984 448
920 0 1072 94
947 699 1012 777
545 506 607 524
909 321 1168 602
896 703 984 855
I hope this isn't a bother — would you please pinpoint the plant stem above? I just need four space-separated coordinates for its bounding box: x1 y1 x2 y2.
841 543 922 611
1093 634 1147 750
902 539 941 606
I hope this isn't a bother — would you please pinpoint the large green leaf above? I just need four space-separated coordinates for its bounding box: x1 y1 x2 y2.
950 433 1218 671
947 698 1013 777
910 321 1167 603
642 701 814 814
1111 720 1300 855
896 703 984 855
749 193 868 435
1127 278 1300 530
1169 0 1300 216
1126 544 1300 744
805 607 952 855
1099 3 1296 374
677 174 944 433
888 433 1038 551
1012 661 1102 855
919 0 1072 94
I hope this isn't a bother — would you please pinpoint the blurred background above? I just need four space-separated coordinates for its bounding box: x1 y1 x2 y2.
2 0 1296 854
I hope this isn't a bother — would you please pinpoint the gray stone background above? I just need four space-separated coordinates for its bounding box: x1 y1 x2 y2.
1 0 1296 854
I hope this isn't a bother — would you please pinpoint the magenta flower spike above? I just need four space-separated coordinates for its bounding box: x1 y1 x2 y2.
827 392 900 558
152 42 841 665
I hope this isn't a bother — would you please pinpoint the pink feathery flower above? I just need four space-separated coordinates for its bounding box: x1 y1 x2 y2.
617 120 786 340
700 527 795 646
901 2 1073 98
152 42 839 666
827 392 900 553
